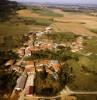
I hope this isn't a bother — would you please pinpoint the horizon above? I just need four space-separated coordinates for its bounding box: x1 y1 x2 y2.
10 0 97 5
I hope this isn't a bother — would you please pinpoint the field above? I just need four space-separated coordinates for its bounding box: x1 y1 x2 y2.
16 8 97 37
17 8 63 18
51 9 97 36
83 37 97 53
0 21 29 49
1 7 97 48
0 8 56 50
17 9 50 18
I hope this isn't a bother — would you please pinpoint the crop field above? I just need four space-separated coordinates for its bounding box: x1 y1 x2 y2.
17 9 55 27
17 9 62 19
51 9 97 36
17 8 97 36
52 22 95 36
17 9 49 18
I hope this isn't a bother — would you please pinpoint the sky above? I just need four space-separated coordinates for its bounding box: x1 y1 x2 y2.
10 0 97 4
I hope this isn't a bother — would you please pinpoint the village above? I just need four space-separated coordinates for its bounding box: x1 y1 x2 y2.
3 25 86 100
1 1 97 100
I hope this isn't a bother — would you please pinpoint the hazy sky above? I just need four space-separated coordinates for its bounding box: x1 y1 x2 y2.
10 0 97 4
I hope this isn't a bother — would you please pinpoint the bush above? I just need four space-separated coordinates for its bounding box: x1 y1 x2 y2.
46 32 78 43
24 49 79 62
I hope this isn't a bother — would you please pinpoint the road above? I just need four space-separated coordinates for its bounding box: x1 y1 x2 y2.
18 85 97 100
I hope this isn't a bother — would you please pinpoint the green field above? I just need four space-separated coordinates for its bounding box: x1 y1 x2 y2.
88 28 97 34
68 55 97 90
31 7 63 17
0 21 29 49
14 16 53 26
0 9 54 50
83 37 97 53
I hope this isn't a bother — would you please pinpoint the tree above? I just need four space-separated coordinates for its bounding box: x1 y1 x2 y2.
0 0 19 21
59 63 71 86
0 50 19 98
32 33 37 46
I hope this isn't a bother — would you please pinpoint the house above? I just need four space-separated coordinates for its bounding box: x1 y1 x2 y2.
37 60 49 66
36 68 43 72
11 65 21 72
23 42 28 47
36 31 45 37
17 49 25 58
46 68 53 75
45 27 52 30
56 44 67 50
5 59 15 67
44 27 52 34
28 32 36 36
31 47 40 52
52 43 59 49
76 36 83 43
25 47 32 57
25 72 36 95
25 65 35 73
26 61 34 65
15 60 22 66
49 60 61 72
39 43 53 50
52 72 59 80
27 40 33 46
15 72 28 91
